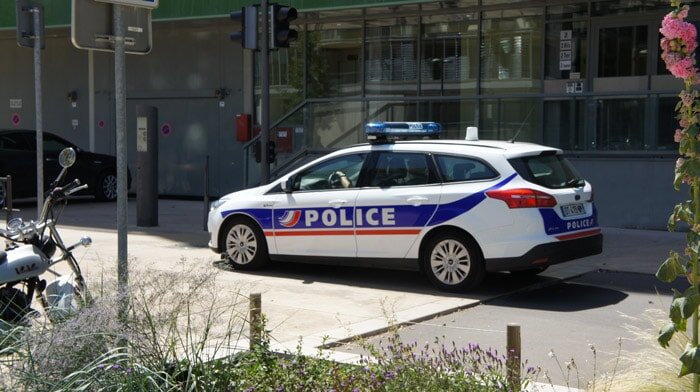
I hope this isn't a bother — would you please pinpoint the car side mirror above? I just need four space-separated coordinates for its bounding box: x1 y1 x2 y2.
281 176 294 193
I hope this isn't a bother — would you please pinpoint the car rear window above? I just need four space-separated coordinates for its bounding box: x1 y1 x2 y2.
508 153 584 189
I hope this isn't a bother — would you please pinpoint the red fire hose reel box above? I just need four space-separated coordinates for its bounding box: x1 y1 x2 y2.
236 114 251 142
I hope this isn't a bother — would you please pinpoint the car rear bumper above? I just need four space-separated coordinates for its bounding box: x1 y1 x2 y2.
484 232 603 272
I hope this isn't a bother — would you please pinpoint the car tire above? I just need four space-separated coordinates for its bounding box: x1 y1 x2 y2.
510 266 548 278
421 231 485 292
221 217 269 270
95 171 118 201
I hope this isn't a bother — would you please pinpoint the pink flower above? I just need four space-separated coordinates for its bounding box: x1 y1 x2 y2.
680 90 696 107
681 118 690 128
676 129 684 142
668 57 698 79
679 5 690 19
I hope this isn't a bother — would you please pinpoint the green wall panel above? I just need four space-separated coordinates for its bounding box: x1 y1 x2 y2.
0 0 420 29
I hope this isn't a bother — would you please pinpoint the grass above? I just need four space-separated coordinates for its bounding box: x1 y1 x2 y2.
0 261 542 391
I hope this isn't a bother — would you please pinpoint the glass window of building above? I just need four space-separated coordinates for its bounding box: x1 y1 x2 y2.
595 98 646 150
546 3 588 20
418 100 476 140
598 25 647 77
545 22 587 79
480 9 543 94
480 98 541 142
306 21 363 98
421 13 479 96
658 96 679 150
544 99 586 150
365 17 420 96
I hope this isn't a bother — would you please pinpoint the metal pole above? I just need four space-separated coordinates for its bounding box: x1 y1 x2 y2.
203 155 209 231
114 5 129 321
260 0 270 184
32 6 43 219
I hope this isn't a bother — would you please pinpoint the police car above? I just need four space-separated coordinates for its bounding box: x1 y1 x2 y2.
208 122 602 292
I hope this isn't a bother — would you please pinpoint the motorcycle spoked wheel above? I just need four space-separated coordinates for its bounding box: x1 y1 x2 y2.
0 287 30 324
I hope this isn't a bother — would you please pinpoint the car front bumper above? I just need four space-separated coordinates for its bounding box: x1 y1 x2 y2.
484 233 603 272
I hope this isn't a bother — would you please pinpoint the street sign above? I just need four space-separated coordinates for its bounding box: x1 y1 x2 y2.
15 0 44 49
71 0 152 54
94 0 158 9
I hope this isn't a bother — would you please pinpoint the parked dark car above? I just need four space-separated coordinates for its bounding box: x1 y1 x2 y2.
0 130 128 205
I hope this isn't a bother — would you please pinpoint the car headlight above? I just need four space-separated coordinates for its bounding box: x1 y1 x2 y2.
209 198 227 212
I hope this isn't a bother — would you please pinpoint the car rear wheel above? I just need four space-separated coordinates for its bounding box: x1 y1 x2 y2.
95 171 117 201
422 232 485 292
222 218 269 270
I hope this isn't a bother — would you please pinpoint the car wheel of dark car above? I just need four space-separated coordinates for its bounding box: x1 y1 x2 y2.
95 171 118 201
422 231 485 292
222 217 269 270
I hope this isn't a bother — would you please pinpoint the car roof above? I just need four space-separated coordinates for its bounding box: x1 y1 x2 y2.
338 139 561 159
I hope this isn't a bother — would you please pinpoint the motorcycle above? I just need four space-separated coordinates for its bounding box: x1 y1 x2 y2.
0 147 92 325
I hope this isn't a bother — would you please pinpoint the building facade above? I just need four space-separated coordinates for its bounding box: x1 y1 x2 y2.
0 0 691 228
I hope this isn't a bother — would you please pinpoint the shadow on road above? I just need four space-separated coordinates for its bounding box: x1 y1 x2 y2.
214 258 559 300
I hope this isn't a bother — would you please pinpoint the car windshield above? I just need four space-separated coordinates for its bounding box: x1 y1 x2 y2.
508 153 584 189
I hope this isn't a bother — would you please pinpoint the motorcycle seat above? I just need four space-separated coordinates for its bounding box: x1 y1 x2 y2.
0 250 5 265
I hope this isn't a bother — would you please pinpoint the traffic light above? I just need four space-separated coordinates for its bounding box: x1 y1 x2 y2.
270 4 297 49
230 6 258 50
267 140 277 163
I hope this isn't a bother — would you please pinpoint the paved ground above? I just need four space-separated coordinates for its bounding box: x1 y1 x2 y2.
1 198 687 373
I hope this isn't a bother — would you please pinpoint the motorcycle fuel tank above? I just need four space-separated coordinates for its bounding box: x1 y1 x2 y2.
0 245 50 282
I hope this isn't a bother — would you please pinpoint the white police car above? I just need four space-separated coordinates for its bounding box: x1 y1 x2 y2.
208 122 602 292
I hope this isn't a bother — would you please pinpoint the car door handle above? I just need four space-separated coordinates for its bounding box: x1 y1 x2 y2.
329 199 347 208
407 196 428 206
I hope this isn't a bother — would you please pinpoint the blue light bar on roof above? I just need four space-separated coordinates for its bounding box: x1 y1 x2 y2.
364 122 442 142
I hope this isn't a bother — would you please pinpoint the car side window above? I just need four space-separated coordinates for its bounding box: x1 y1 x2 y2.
435 155 498 182
294 153 366 191
0 134 32 151
368 152 437 187
43 134 71 153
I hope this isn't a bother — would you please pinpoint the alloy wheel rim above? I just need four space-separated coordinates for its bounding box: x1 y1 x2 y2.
430 239 471 285
103 175 117 200
225 224 257 264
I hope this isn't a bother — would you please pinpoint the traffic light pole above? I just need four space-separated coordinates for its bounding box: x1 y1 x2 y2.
260 0 270 185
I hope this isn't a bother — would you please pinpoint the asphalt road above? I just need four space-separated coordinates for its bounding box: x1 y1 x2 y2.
336 270 685 388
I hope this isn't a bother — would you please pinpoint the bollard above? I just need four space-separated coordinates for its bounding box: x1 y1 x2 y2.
249 292 262 349
507 323 522 391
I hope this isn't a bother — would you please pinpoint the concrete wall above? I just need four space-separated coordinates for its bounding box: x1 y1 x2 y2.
1 19 247 198
571 156 686 230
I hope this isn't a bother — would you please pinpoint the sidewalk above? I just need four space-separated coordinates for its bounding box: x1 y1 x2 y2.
1 199 685 356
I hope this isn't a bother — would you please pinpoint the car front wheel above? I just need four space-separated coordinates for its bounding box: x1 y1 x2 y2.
422 232 485 292
222 218 269 270
95 171 118 201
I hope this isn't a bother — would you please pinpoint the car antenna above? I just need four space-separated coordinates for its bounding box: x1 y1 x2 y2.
507 105 536 143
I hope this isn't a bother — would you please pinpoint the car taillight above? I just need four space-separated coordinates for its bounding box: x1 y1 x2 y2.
485 188 557 208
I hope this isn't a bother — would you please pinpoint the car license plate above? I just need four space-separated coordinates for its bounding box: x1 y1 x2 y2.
561 203 585 217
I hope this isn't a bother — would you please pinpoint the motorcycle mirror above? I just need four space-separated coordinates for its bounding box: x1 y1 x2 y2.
58 148 76 168
79 236 92 247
